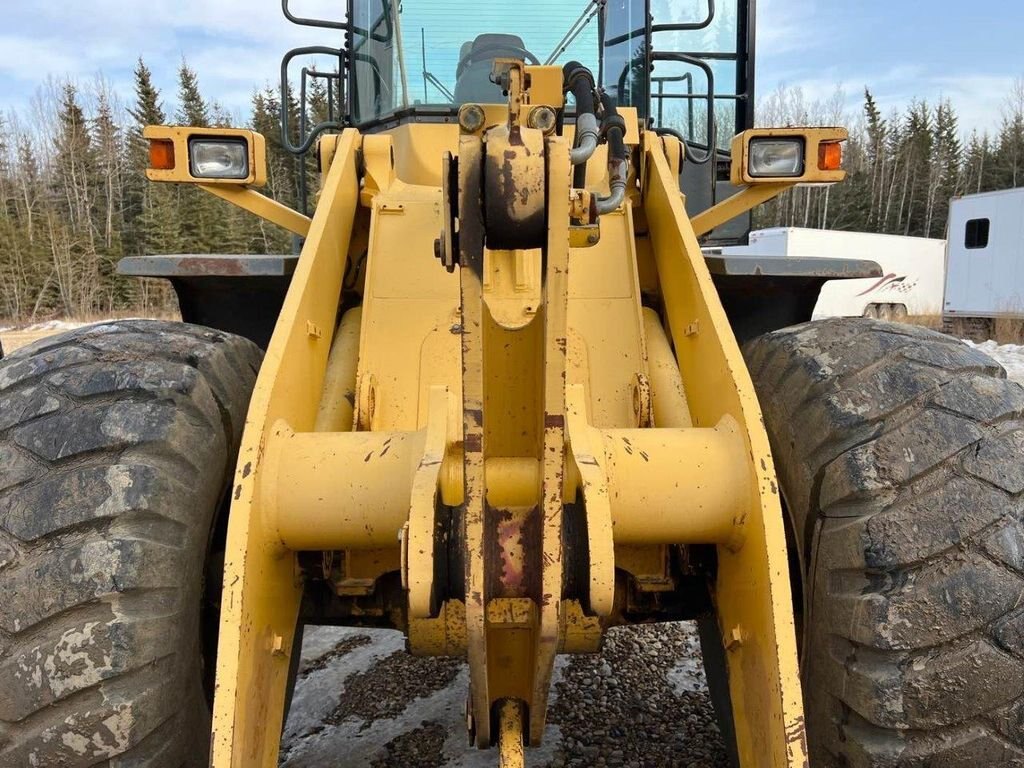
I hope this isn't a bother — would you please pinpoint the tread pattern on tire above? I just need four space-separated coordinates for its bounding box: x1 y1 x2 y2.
0 320 261 767
745 318 1024 768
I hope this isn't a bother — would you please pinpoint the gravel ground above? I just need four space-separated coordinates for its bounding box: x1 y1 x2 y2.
282 623 728 767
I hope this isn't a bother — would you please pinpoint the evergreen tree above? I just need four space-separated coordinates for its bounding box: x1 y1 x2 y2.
921 99 962 237
124 56 180 311
994 77 1024 189
176 60 210 127
174 60 218 252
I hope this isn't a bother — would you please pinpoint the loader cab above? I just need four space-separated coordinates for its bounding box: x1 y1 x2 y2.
283 0 756 243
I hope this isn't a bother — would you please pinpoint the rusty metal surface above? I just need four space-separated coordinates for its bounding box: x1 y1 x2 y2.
483 124 546 251
704 254 882 279
118 253 298 278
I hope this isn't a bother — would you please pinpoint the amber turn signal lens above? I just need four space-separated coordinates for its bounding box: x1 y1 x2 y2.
149 139 175 170
818 142 843 171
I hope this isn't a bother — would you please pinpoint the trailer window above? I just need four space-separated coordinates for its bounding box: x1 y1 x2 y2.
965 218 990 250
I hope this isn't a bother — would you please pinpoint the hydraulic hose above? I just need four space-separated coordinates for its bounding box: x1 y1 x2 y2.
596 93 628 215
563 61 599 181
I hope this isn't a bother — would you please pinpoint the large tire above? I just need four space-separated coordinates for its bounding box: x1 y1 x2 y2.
744 318 1024 766
0 320 261 766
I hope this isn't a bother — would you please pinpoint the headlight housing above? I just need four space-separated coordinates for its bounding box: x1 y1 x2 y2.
748 138 805 178
188 138 250 180
730 128 848 186
145 126 267 187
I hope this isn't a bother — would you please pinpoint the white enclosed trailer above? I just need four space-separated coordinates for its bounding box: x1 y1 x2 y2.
721 228 946 319
943 187 1024 326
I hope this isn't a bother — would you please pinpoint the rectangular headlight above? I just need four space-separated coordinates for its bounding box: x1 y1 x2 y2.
188 137 249 180
748 138 805 178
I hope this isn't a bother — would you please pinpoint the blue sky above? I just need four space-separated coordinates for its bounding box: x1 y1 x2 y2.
0 0 1018 134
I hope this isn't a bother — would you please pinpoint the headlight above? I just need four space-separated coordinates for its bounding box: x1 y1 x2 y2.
188 138 250 180
748 138 805 178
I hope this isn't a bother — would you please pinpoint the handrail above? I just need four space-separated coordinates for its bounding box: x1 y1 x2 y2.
281 0 394 42
651 0 715 33
652 72 693 135
280 46 346 156
649 52 716 165
281 0 347 30
605 0 714 47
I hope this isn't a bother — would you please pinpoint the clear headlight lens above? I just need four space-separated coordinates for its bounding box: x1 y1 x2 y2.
748 138 805 178
188 138 249 180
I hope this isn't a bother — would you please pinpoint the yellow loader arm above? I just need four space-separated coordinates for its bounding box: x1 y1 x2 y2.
146 64 850 768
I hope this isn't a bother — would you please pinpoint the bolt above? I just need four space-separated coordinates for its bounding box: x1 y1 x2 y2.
459 104 486 134
271 634 285 656
528 105 557 134
726 625 744 652
587 233 600 245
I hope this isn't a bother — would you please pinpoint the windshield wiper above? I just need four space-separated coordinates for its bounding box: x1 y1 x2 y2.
545 0 603 65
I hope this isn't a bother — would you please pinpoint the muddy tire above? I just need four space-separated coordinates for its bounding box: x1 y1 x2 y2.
745 319 1024 767
0 320 261 766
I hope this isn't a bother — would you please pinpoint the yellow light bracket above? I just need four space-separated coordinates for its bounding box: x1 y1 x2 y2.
688 127 848 238
143 125 311 237
730 127 848 186
145 125 268 186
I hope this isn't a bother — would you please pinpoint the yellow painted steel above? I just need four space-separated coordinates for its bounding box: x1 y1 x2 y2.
314 306 362 431
199 184 312 237
497 700 526 768
531 135 572 745
644 135 808 766
730 126 849 186
263 425 425 550
586 418 751 547
642 307 692 428
189 94 818 765
144 125 267 186
690 183 791 239
210 129 361 768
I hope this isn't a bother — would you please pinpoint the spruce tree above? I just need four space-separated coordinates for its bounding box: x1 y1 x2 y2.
927 100 962 238
994 78 1024 189
124 56 179 315
176 61 210 127
175 60 216 252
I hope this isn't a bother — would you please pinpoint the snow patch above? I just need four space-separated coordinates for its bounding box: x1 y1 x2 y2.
962 339 1024 385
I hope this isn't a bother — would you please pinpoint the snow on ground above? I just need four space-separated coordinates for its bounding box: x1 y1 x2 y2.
1 319 90 334
282 623 723 767
963 339 1024 384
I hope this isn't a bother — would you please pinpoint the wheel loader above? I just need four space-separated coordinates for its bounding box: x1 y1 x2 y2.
2 1 1023 766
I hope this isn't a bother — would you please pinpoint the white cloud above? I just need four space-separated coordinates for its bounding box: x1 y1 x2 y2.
0 0 345 118
756 0 825 57
762 66 1013 135
0 35 80 81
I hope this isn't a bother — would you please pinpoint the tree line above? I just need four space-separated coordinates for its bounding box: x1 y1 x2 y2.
0 60 1022 322
0 60 323 321
755 80 1024 235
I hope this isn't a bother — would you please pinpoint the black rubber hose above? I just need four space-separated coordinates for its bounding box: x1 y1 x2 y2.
596 92 628 215
563 61 596 114
599 92 627 163
563 61 597 187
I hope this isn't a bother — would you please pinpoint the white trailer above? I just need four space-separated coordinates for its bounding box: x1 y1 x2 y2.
721 228 947 319
943 187 1024 326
